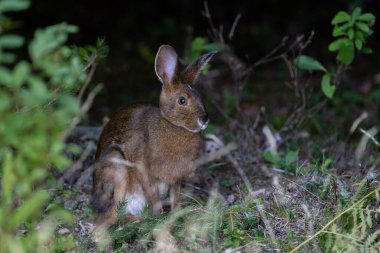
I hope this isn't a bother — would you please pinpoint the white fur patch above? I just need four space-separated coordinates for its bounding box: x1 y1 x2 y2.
125 184 146 216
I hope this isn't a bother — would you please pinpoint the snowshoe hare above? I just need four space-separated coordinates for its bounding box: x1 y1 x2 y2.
92 45 217 232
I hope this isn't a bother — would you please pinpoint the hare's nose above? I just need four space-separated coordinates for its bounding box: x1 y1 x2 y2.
200 114 209 124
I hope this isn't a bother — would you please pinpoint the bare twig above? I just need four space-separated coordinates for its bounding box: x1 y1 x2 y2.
78 54 98 102
359 128 380 147
201 2 223 45
75 164 95 188
68 126 102 141
59 142 96 184
355 127 379 160
228 14 241 40
64 83 103 140
194 143 237 168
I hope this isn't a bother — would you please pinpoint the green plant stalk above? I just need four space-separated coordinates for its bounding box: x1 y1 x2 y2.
289 187 380 253
321 231 362 245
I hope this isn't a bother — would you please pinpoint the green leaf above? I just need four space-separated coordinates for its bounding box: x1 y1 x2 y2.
263 151 281 165
352 7 362 19
322 158 332 169
294 55 326 72
1 152 15 214
54 234 76 252
57 94 80 117
355 31 365 40
356 22 370 32
9 191 50 229
336 22 350 32
362 47 373 54
190 37 206 60
357 13 376 22
0 0 30 12
0 66 13 87
192 37 205 50
0 93 12 112
328 38 347 52
1 53 16 64
21 77 51 106
332 27 345 37
285 151 298 166
348 28 354 39
13 61 30 87
321 73 335 98
202 43 225 52
331 11 350 25
354 38 363 50
337 43 355 65
0 34 24 48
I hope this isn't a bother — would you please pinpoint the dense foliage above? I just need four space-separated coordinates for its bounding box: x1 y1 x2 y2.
0 0 89 251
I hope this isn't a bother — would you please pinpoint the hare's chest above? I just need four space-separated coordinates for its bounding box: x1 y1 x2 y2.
147 133 202 181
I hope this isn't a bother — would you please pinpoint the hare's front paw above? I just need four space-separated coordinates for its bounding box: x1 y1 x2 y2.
92 224 111 245
152 201 163 214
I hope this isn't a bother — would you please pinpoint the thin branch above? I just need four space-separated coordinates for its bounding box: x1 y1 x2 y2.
78 54 98 102
59 142 96 183
64 83 103 140
228 14 241 40
201 2 222 44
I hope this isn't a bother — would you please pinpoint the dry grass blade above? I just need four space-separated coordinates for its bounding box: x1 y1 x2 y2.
349 111 368 134
355 127 379 160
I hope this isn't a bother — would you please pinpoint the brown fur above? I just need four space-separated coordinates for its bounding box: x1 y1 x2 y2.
92 45 217 231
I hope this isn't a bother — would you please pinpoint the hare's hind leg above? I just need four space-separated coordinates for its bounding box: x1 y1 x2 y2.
92 150 128 234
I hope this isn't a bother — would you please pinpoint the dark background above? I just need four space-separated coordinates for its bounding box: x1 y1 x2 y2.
14 0 380 122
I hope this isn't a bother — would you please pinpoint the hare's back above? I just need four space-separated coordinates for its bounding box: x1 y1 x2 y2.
96 104 160 158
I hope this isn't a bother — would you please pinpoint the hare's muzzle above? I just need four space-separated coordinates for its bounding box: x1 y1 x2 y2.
198 114 209 131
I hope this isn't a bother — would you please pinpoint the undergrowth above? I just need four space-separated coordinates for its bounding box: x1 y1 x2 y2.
92 147 379 253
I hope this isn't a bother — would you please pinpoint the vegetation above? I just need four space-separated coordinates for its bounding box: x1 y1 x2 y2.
295 7 376 98
0 1 379 252
0 0 100 251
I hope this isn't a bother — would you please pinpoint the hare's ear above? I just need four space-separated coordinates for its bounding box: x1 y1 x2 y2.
155 45 179 85
181 51 218 85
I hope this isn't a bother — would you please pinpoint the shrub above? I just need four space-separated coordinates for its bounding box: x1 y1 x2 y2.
0 0 95 251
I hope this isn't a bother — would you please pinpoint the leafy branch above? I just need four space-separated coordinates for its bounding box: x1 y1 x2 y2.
295 7 375 98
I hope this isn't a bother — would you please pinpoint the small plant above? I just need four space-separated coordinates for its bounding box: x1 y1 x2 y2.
290 187 380 253
329 7 375 64
221 201 261 249
263 149 299 173
295 7 376 98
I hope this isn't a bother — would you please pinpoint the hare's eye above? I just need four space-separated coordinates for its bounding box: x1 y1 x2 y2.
178 97 187 105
